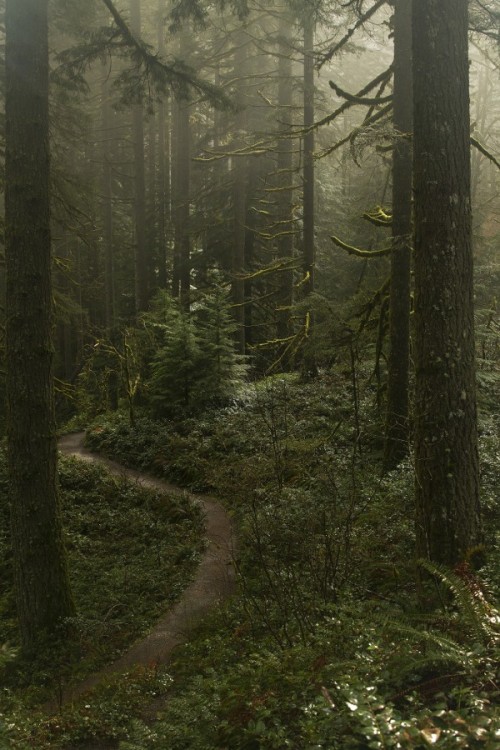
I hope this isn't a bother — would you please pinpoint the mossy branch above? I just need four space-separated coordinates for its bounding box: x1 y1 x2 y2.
362 207 393 227
329 80 392 107
237 258 300 281
331 235 392 257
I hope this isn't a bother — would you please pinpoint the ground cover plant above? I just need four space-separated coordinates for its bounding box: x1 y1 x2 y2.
0 450 204 731
73 372 500 749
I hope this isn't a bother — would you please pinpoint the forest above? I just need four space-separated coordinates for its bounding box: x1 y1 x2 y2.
0 0 499 747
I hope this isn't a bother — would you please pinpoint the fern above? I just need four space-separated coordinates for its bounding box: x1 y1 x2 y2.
417 558 499 646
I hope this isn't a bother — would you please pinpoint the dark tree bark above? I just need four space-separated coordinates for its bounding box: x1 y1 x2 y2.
301 13 317 377
5 0 75 651
231 29 248 355
130 0 149 312
383 0 413 471
302 14 315 299
101 68 116 334
276 10 295 352
147 113 158 292
101 69 119 410
173 95 191 309
157 0 170 289
413 0 481 565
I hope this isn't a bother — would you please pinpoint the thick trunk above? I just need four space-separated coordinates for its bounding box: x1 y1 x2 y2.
5 0 75 651
413 0 481 565
384 0 413 470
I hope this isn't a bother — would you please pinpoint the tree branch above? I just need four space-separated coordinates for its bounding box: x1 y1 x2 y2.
329 80 393 106
99 0 230 106
330 235 392 257
471 135 500 171
319 0 388 68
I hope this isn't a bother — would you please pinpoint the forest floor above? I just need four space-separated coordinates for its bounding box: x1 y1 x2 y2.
57 433 236 711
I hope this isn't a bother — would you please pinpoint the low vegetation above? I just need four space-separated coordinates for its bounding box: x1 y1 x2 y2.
0 451 204 745
47 372 498 750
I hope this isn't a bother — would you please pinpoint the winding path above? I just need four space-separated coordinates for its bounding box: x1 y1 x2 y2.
58 433 235 706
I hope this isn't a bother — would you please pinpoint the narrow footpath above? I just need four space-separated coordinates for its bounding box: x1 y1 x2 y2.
58 433 235 706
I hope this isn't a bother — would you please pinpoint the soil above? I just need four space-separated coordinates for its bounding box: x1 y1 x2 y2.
57 433 236 709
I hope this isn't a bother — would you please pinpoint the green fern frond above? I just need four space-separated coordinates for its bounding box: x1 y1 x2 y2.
417 559 499 646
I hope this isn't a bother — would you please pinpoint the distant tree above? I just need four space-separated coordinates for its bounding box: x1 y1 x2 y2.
130 0 150 312
195 286 248 405
300 8 317 377
231 26 249 354
275 7 296 355
302 10 315 300
412 0 481 565
5 0 75 650
172 28 192 310
149 296 200 414
384 0 412 471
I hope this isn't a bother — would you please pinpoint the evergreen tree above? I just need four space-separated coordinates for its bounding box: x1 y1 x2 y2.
412 0 481 565
384 0 413 471
149 297 200 415
5 0 75 651
195 286 248 405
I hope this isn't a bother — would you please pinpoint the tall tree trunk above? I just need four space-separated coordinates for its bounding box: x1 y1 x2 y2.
276 9 295 355
5 0 75 651
101 68 116 334
173 95 191 309
130 0 149 312
157 100 170 288
383 0 413 471
148 113 158 293
301 13 317 376
157 0 169 289
413 0 481 565
101 68 119 410
302 14 315 298
231 29 248 354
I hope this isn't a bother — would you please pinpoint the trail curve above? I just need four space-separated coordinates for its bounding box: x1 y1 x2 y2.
57 432 235 706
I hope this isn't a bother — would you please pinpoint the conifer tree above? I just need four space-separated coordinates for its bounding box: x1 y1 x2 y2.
5 0 75 651
384 0 413 471
412 0 481 565
149 297 200 414
195 286 248 405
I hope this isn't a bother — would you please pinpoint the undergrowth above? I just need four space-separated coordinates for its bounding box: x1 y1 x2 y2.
0 451 204 711
71 373 500 749
2 371 498 748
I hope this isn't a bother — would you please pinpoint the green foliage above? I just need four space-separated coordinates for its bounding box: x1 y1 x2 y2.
194 286 249 406
1 665 172 749
81 371 499 750
0 451 204 695
146 289 247 417
149 301 201 416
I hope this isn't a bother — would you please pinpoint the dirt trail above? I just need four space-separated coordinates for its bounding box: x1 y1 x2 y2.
58 433 235 706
